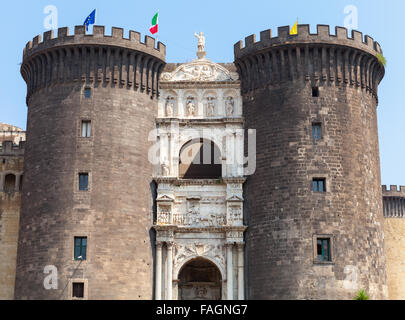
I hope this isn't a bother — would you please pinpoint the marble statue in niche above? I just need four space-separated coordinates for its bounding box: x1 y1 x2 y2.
186 98 197 117
225 97 235 117
161 160 170 176
206 97 216 117
165 97 175 117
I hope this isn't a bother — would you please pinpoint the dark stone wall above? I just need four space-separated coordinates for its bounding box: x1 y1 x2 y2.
243 84 386 299
236 26 387 299
15 83 158 300
15 26 165 300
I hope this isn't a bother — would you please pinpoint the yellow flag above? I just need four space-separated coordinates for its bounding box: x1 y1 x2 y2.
290 20 298 35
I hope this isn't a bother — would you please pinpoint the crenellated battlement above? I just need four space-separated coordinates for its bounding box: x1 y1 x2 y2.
382 185 405 197
0 140 25 156
382 185 405 218
21 26 167 103
24 26 166 60
234 25 385 99
234 25 382 58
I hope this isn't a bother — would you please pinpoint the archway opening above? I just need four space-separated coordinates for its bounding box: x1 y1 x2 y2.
178 258 222 300
179 139 222 179
4 174 16 193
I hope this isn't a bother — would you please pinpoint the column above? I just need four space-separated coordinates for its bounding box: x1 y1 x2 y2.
15 174 21 192
0 173 4 192
155 242 163 300
227 243 233 300
237 243 245 300
166 242 173 300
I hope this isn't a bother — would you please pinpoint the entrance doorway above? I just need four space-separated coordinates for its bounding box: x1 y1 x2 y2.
178 258 222 300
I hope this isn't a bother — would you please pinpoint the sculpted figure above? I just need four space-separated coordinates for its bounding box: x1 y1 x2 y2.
225 97 235 116
194 32 205 53
207 99 215 117
187 100 196 117
165 100 174 117
161 161 169 176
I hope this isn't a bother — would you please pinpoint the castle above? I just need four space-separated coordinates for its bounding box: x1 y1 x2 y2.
0 24 404 300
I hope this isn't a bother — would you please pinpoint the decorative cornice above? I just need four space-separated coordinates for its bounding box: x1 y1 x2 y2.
153 224 247 233
155 118 244 125
153 177 224 185
159 81 240 89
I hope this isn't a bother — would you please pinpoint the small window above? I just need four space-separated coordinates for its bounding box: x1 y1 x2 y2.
19 175 23 191
79 173 89 191
312 87 319 97
84 88 92 99
81 121 92 138
4 174 16 193
317 238 331 262
312 123 322 141
72 282 84 299
313 178 326 192
2 159 5 164
74 237 87 260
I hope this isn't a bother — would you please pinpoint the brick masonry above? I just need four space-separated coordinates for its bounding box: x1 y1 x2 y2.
382 186 405 300
0 135 25 300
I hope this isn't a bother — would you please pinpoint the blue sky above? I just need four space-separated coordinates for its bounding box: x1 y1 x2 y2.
0 0 403 185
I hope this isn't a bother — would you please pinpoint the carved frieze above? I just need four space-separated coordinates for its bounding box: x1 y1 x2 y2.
174 243 226 270
161 60 239 82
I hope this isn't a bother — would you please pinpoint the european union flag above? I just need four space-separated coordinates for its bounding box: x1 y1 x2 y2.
83 9 96 31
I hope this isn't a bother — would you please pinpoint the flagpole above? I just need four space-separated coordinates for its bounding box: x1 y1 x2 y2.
156 9 159 45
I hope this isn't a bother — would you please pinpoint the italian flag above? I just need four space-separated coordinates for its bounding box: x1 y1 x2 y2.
149 12 159 35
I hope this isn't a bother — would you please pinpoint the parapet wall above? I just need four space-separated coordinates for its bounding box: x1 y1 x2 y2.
23 26 165 60
235 25 382 58
234 25 385 100
382 185 405 218
21 26 166 104
0 141 25 156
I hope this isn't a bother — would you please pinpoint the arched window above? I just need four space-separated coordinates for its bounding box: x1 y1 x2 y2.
179 139 222 179
4 174 16 193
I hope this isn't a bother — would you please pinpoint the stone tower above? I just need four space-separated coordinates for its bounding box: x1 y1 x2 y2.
234 25 387 299
15 26 165 299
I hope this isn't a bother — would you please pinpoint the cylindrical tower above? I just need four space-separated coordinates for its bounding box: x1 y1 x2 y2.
235 25 387 299
15 26 165 299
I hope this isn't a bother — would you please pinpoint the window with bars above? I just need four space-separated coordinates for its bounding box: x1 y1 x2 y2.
81 120 92 138
72 282 84 298
313 178 326 192
317 238 331 262
74 237 87 261
312 123 322 141
79 173 89 191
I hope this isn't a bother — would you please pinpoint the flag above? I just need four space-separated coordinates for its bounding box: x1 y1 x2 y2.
149 12 159 35
290 20 298 35
84 9 96 31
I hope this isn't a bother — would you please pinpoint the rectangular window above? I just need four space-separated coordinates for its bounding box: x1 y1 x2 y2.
72 282 84 298
312 87 319 97
74 237 87 260
313 178 326 192
84 88 91 99
81 121 91 138
79 173 89 191
312 123 322 141
317 238 331 262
